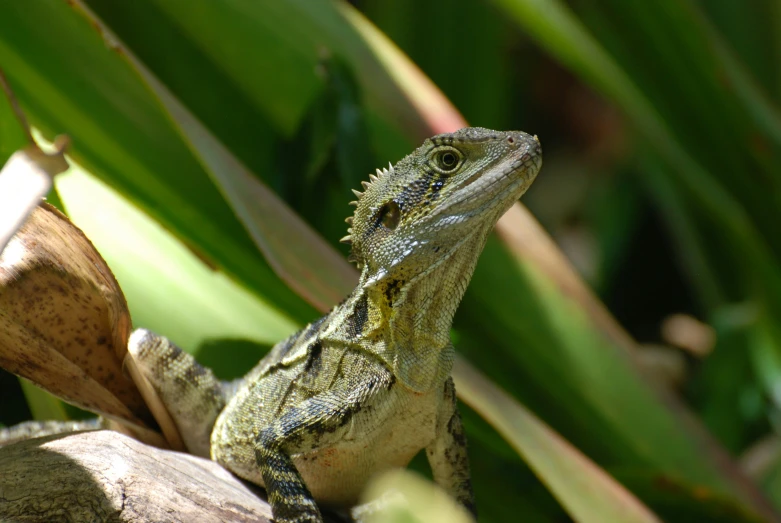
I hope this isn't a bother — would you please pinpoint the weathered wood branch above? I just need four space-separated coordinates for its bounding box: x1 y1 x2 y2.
0 430 275 523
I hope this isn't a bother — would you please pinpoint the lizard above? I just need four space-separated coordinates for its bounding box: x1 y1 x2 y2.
1 127 542 522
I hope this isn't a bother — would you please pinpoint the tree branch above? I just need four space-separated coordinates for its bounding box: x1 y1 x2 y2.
0 430 274 522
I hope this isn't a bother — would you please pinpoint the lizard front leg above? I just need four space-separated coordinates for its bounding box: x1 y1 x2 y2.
255 401 329 523
255 377 393 523
426 377 476 517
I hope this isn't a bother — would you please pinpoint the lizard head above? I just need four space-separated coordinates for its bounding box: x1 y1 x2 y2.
343 127 541 286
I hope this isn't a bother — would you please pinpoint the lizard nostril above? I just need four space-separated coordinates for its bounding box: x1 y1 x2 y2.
507 136 515 144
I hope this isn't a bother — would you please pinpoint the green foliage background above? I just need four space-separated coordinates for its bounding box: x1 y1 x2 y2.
1 0 781 521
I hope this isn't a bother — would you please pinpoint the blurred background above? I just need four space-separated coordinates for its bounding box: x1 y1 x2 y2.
1 0 781 521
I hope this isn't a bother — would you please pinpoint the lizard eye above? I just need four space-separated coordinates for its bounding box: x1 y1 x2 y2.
433 148 462 173
379 201 401 230
439 152 457 169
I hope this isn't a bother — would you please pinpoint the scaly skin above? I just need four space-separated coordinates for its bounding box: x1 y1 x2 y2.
4 128 542 523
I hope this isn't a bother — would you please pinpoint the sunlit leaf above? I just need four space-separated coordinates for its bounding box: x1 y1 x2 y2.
454 358 661 523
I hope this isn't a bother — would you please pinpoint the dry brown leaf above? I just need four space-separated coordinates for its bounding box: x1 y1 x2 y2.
0 203 169 444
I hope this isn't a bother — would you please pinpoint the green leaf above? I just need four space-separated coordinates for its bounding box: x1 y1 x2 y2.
454 359 661 523
18 379 67 422
55 166 299 360
137 65 358 310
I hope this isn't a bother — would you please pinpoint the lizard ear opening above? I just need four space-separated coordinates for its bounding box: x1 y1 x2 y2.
379 201 401 230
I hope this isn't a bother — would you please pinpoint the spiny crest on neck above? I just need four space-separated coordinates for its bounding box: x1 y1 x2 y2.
339 162 395 268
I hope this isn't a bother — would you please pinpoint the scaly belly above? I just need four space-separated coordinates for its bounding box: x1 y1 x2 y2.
295 410 437 506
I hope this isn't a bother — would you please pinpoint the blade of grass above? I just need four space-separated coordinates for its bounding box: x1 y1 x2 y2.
453 358 662 523
638 157 727 310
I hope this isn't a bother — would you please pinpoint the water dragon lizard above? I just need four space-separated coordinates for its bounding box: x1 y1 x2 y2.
2 127 542 522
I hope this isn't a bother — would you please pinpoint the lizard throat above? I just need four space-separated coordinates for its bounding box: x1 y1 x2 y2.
352 226 491 392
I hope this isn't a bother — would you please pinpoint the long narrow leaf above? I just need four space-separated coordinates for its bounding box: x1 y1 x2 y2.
66 0 356 312
454 358 661 523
